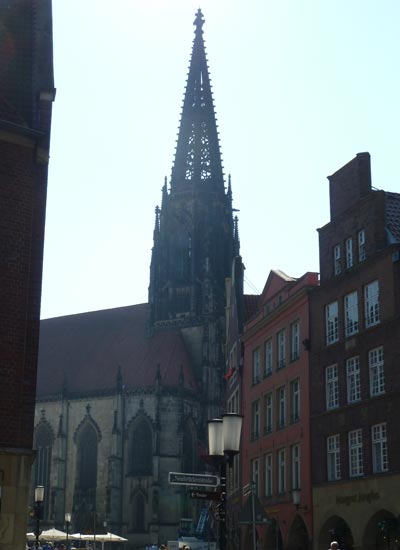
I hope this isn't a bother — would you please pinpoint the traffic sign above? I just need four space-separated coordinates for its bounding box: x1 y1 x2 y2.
168 472 219 487
190 490 222 501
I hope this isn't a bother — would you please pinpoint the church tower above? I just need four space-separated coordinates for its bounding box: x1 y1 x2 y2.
149 9 238 420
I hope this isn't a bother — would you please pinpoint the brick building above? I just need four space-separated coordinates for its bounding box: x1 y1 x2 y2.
0 1 55 549
310 153 400 550
241 270 318 550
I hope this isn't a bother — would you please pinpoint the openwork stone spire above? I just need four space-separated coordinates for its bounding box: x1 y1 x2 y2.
171 9 224 190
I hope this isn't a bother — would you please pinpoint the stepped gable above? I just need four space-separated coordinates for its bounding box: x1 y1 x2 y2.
37 303 198 397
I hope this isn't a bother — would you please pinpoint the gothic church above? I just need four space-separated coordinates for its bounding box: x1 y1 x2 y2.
33 10 238 548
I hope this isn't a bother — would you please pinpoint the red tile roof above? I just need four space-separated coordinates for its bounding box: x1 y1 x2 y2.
243 294 259 322
37 304 199 397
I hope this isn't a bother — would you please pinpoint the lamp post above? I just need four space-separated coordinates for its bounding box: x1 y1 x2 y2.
65 513 71 546
208 413 243 550
34 485 45 550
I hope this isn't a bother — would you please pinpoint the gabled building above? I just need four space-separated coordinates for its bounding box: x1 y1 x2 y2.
0 1 55 549
34 10 237 549
241 270 318 550
310 153 400 550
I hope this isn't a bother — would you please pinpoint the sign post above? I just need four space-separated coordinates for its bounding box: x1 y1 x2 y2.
168 472 219 487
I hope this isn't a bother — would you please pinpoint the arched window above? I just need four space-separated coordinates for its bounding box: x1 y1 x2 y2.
129 421 152 476
34 423 53 519
77 423 98 490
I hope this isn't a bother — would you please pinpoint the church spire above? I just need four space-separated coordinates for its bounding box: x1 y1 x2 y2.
171 8 224 190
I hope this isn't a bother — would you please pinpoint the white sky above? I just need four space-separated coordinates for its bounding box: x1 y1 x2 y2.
41 0 400 319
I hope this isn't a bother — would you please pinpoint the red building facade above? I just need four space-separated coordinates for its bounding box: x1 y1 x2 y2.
241 270 318 550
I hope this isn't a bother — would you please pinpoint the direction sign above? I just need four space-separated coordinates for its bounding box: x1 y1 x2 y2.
168 472 219 487
190 490 222 501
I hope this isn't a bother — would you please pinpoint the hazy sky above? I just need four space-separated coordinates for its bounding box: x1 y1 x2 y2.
41 0 400 319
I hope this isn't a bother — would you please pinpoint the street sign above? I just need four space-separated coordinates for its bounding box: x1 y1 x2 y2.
168 472 219 487
242 481 255 497
190 490 222 501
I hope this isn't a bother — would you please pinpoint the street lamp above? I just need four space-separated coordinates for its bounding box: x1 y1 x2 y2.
208 413 243 550
65 513 71 545
34 485 45 550
292 489 307 511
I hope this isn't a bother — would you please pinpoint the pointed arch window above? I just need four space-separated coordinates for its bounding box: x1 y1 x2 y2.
129 421 153 476
77 423 98 490
34 423 53 519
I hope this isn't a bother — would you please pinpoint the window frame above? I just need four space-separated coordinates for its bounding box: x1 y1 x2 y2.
326 364 339 410
344 291 359 337
252 347 261 384
277 448 286 494
291 444 301 490
327 434 341 481
277 386 286 428
264 392 273 434
346 356 361 403
358 229 366 262
290 321 300 361
334 244 341 275
325 301 339 345
277 329 286 369
372 423 388 473
364 280 380 328
264 338 273 377
264 453 273 497
369 346 385 396
348 429 364 478
346 237 353 269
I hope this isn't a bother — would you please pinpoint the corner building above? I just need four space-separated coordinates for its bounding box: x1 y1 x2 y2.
33 11 237 549
0 2 54 550
310 153 400 550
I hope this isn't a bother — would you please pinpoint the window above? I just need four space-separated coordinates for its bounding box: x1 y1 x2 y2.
291 444 301 490
251 400 260 440
364 280 380 327
344 291 359 337
345 237 353 268
327 434 341 481
252 348 261 384
358 229 366 262
228 390 240 490
264 339 273 377
346 356 361 403
326 365 339 410
277 448 286 494
277 329 286 369
349 429 363 477
290 321 300 361
334 244 341 275
372 423 388 473
277 386 286 428
326 301 339 344
129 421 153 476
251 458 260 496
264 453 273 497
264 393 273 434
290 379 300 422
369 346 385 396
